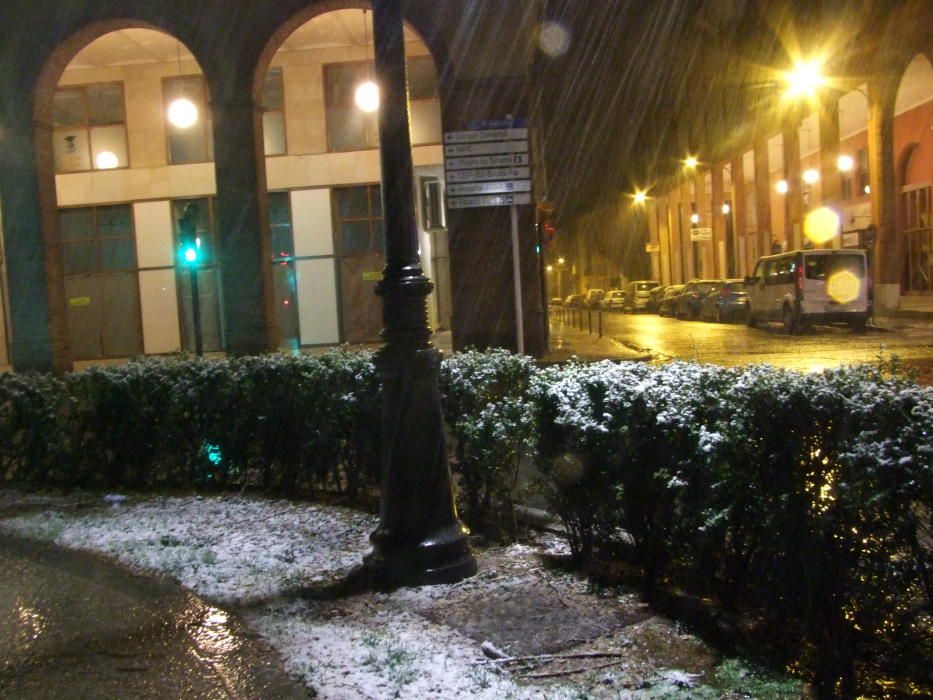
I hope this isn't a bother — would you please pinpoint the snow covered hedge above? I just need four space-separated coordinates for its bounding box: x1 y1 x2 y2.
531 359 932 697
0 352 381 496
0 349 929 693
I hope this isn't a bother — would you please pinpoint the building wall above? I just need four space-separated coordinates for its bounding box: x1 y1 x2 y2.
46 30 444 354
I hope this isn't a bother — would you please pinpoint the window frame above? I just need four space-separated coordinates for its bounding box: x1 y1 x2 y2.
52 81 130 174
58 203 137 276
162 74 213 165
262 66 288 157
332 184 384 257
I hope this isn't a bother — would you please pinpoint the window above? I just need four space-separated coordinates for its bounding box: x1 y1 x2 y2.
53 83 128 173
325 62 379 151
267 192 299 350
262 67 286 156
58 204 142 359
408 56 441 145
420 177 445 230
324 56 440 151
333 185 384 255
164 75 213 164
60 205 136 274
856 148 870 196
171 197 223 352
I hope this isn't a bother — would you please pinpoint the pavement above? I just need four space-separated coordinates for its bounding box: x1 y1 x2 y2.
0 533 309 699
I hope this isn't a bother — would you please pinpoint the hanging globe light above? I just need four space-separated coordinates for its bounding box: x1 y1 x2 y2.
95 151 119 169
354 80 380 113
168 97 199 129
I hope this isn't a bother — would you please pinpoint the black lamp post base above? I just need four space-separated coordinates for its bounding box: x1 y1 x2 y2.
365 522 477 589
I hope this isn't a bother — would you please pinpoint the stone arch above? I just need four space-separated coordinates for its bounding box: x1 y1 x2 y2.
30 20 213 368
251 0 449 106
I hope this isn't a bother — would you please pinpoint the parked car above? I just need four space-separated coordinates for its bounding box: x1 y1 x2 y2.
700 279 749 323
657 284 684 317
601 289 626 311
549 297 564 307
674 279 719 320
746 248 870 333
584 289 606 308
623 280 660 312
564 293 585 308
647 285 668 313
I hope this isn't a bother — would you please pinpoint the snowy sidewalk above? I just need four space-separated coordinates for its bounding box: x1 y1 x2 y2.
0 494 805 699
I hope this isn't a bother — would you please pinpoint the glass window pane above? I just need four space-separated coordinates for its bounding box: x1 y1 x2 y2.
100 238 136 272
268 192 293 259
263 112 286 156
60 208 95 241
370 186 382 217
53 89 85 128
263 67 284 110
97 205 133 237
62 241 98 275
325 63 363 107
407 57 438 101
410 100 441 145
54 129 91 172
87 84 125 126
272 262 300 352
168 124 207 164
340 222 373 255
336 187 370 219
327 107 367 151
90 126 129 169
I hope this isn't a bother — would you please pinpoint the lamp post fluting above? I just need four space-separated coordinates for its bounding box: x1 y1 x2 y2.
364 0 477 588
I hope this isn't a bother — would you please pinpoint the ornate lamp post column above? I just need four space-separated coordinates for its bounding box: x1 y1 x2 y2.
364 0 477 588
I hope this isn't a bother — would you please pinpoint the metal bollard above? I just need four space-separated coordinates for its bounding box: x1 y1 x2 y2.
598 309 602 338
587 310 592 334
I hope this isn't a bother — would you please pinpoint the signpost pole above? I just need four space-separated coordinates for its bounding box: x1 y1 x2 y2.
510 204 524 354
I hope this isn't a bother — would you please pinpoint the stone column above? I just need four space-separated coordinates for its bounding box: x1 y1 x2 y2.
731 154 746 275
208 95 276 355
819 96 841 208
753 136 772 260
867 78 899 301
710 163 724 278
0 112 69 372
782 118 803 250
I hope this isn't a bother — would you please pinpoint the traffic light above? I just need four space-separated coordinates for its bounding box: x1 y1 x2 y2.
537 201 556 246
178 203 201 266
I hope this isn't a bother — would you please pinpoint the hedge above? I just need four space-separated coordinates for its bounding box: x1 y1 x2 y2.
0 349 929 696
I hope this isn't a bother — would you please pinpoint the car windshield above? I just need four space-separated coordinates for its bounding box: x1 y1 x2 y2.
726 282 746 292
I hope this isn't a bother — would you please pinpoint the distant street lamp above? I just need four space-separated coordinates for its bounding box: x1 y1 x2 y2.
633 190 647 204
683 156 698 170
364 0 476 589
837 154 854 172
783 59 826 100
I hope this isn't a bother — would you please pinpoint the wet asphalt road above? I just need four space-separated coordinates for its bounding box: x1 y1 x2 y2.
592 311 933 375
0 535 308 699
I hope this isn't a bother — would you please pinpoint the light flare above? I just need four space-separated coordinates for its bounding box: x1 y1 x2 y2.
827 269 861 304
167 98 199 129
803 207 840 244
354 80 379 113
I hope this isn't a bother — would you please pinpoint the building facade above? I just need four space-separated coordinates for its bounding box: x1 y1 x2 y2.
0 0 548 372
642 7 932 311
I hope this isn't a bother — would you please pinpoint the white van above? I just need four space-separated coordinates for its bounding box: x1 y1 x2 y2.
746 249 870 333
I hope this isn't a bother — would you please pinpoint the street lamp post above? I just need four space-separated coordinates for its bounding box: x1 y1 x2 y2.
364 0 477 588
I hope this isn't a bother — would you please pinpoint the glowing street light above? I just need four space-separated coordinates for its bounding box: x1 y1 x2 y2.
95 151 119 169
802 168 820 185
776 179 789 194
690 213 700 224
837 154 854 172
633 190 647 204
683 156 698 170
721 203 731 215
783 59 826 99
804 206 841 245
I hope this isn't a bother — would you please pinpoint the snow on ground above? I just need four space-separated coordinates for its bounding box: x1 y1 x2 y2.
0 494 805 699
